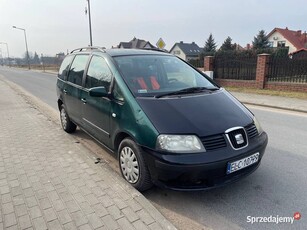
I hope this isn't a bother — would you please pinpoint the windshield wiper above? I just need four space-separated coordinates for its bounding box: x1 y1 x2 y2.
155 87 219 98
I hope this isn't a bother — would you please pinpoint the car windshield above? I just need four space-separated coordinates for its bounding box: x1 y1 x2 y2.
114 55 218 97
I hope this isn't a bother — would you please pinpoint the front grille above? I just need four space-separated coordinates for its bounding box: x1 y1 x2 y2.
201 134 227 151
245 124 259 139
226 128 247 149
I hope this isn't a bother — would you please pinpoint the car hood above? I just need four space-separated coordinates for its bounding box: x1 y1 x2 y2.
136 89 253 137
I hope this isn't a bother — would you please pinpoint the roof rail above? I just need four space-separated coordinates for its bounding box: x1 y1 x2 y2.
139 47 169 53
70 46 106 54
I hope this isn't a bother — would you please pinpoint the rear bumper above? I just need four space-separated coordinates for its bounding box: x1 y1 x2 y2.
142 132 268 191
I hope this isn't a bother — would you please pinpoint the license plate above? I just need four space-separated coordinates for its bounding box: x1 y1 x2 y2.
226 153 259 174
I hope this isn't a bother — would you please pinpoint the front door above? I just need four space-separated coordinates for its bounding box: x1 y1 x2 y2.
64 54 89 124
81 55 112 146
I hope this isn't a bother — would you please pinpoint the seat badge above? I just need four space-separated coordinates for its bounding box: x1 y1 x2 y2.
235 134 244 144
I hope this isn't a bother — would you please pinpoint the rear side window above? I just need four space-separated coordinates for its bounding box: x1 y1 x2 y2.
58 55 73 80
67 55 89 86
85 56 112 91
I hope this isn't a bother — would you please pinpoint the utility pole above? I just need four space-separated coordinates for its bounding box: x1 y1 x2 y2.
86 0 93 46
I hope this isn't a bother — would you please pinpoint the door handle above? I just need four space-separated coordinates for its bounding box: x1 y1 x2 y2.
63 89 67 94
81 98 87 104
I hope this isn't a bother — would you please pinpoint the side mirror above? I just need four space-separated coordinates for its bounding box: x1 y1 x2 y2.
88 87 108 97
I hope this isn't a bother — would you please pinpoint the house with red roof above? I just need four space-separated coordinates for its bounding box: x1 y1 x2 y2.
267 27 307 54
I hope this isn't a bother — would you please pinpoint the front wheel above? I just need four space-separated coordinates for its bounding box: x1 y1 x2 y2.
118 138 153 191
60 105 76 133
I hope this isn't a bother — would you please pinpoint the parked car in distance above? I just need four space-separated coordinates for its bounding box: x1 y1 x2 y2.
56 47 268 191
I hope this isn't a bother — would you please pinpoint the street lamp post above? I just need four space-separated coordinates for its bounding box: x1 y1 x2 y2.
86 0 93 46
12 26 30 69
0 42 10 67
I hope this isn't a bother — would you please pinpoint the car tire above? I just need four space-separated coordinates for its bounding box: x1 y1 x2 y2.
60 105 76 133
118 138 153 191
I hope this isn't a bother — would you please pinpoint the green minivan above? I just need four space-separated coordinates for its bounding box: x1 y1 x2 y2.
56 47 268 191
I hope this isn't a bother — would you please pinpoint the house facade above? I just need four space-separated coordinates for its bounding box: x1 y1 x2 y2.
169 41 202 61
267 27 307 54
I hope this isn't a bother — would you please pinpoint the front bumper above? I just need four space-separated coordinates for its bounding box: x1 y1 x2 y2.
142 132 268 191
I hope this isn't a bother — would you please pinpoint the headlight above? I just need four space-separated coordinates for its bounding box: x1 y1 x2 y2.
156 135 205 152
253 117 263 134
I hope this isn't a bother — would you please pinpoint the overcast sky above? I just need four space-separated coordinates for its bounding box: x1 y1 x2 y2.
0 0 306 57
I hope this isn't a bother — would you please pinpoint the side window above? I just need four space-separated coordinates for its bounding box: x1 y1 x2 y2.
85 56 112 91
58 55 73 80
113 81 124 101
67 55 89 86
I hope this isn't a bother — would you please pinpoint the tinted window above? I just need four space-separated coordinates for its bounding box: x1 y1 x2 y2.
58 55 73 80
85 56 112 91
67 55 89 86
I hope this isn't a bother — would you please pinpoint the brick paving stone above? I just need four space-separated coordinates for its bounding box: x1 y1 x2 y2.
0 185 10 195
136 209 155 225
70 211 88 227
4 213 17 228
127 199 142 212
2 202 14 214
29 206 42 219
15 204 28 217
113 197 128 210
148 222 163 230
48 190 60 201
65 200 80 213
79 202 95 215
85 194 100 206
99 195 114 208
107 205 124 220
1 193 12 204
87 213 104 229
133 220 149 230
26 196 38 208
73 193 86 204
58 209 72 225
32 217 47 230
18 214 32 230
93 204 108 218
63 222 77 230
23 188 35 198
52 199 66 212
39 198 52 210
101 215 118 230
35 189 48 200
121 207 139 223
47 219 63 230
117 217 135 230
43 208 57 222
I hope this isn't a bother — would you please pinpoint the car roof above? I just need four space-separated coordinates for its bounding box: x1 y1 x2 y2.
102 48 172 57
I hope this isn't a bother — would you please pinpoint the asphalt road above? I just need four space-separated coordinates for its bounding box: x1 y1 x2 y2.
1 66 306 230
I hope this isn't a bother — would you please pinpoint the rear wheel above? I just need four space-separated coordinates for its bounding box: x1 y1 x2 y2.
118 138 153 191
60 105 76 133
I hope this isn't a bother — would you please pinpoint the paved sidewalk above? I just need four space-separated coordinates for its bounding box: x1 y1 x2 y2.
231 91 307 113
0 80 176 229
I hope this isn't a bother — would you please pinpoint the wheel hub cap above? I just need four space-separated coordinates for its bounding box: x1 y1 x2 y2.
120 147 139 183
